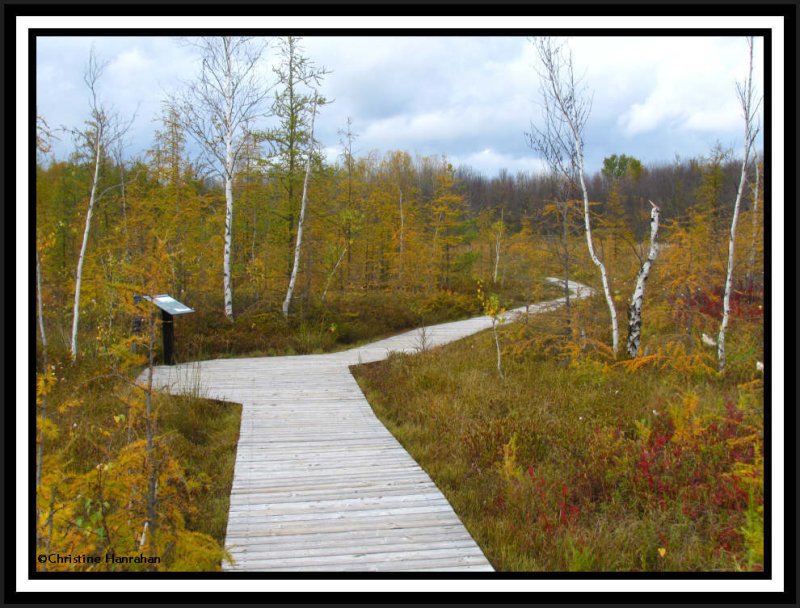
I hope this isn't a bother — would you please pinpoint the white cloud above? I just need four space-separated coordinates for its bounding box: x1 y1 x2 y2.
608 37 763 137
450 148 548 176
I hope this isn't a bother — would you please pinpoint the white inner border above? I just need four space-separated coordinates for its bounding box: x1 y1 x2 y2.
16 14 786 594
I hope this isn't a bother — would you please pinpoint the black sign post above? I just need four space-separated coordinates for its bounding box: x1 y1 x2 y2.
140 295 195 365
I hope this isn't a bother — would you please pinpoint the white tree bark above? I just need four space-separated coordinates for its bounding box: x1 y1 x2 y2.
70 121 103 359
321 245 347 303
577 149 619 355
174 37 268 321
282 96 317 318
625 201 661 357
67 51 133 358
223 51 235 320
749 158 760 278
492 319 504 380
527 37 619 355
36 245 49 509
36 247 48 353
493 211 503 285
718 37 759 371
398 187 405 281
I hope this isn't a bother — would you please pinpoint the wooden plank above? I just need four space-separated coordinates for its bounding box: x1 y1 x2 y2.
231 539 483 562
225 546 488 569
227 554 493 572
224 526 473 550
223 515 471 538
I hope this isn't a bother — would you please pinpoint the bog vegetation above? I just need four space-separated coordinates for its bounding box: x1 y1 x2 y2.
34 36 764 571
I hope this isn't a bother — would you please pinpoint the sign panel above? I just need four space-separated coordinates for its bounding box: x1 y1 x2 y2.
143 294 194 316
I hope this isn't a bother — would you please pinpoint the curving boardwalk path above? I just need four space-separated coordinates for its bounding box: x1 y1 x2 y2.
145 278 592 571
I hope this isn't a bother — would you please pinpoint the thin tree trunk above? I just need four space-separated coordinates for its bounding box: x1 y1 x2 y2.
70 123 103 359
493 321 504 380
577 151 619 355
36 247 48 355
718 145 753 370
493 235 501 284
145 314 158 561
42 487 57 572
625 202 661 357
35 246 48 551
561 202 571 332
718 160 749 370
493 209 503 285
283 96 317 318
118 156 130 259
322 245 347 303
223 172 234 320
398 188 404 284
718 37 757 372
748 159 760 284
223 49 235 321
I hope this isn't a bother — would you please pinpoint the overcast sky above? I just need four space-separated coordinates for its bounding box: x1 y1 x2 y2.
36 35 764 177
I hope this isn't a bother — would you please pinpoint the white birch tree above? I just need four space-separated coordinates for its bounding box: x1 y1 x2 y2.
173 36 269 321
282 96 318 318
718 36 761 371
526 37 619 355
748 156 761 284
625 201 661 357
69 50 132 358
492 209 504 285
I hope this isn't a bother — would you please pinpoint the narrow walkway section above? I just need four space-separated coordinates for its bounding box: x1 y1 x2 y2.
146 279 591 571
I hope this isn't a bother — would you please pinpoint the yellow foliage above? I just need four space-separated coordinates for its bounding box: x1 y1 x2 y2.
616 353 663 373
668 392 707 445
499 433 523 485
36 431 226 572
36 370 56 405
56 398 82 415
612 339 716 377
37 416 59 442
633 419 652 444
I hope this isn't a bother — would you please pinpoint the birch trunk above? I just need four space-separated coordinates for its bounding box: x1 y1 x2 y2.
69 123 103 358
398 188 404 282
748 159 760 280
35 246 48 550
492 209 504 285
561 202 571 329
36 247 48 354
493 321 504 380
528 38 618 354
625 202 661 357
175 37 268 321
718 144 752 370
282 97 317 318
322 246 347 303
718 37 757 372
222 44 235 321
223 171 234 320
577 151 619 355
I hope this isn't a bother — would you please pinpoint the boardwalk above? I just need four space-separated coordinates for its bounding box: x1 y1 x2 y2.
145 278 591 571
